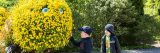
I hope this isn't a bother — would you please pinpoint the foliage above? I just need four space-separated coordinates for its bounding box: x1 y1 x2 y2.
0 7 10 48
66 0 160 48
67 0 137 46
143 0 160 41
0 0 17 9
143 0 160 16
0 7 8 31
10 0 72 51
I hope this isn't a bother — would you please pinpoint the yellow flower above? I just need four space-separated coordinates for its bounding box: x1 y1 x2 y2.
0 7 8 31
11 0 72 51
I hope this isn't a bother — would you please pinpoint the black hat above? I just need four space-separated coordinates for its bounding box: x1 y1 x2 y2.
105 24 114 33
78 26 92 35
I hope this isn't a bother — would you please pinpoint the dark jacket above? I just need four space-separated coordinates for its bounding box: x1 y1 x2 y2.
70 36 92 53
101 34 121 53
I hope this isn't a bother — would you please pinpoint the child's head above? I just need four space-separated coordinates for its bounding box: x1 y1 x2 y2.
105 24 114 36
105 30 111 36
78 26 92 38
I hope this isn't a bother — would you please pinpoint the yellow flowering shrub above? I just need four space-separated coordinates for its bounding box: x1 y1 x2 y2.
0 7 8 46
11 0 72 51
0 7 8 31
0 7 9 53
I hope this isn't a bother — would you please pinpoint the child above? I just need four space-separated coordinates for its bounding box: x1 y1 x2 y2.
70 26 92 53
101 24 121 53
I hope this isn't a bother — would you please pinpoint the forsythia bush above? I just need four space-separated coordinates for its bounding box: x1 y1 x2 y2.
10 0 72 51
0 7 9 53
0 7 8 31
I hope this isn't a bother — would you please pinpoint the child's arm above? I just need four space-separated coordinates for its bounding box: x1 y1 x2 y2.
100 35 106 53
70 36 80 47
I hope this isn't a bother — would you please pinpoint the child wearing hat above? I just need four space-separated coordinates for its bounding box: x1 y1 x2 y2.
101 24 121 53
70 26 92 53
